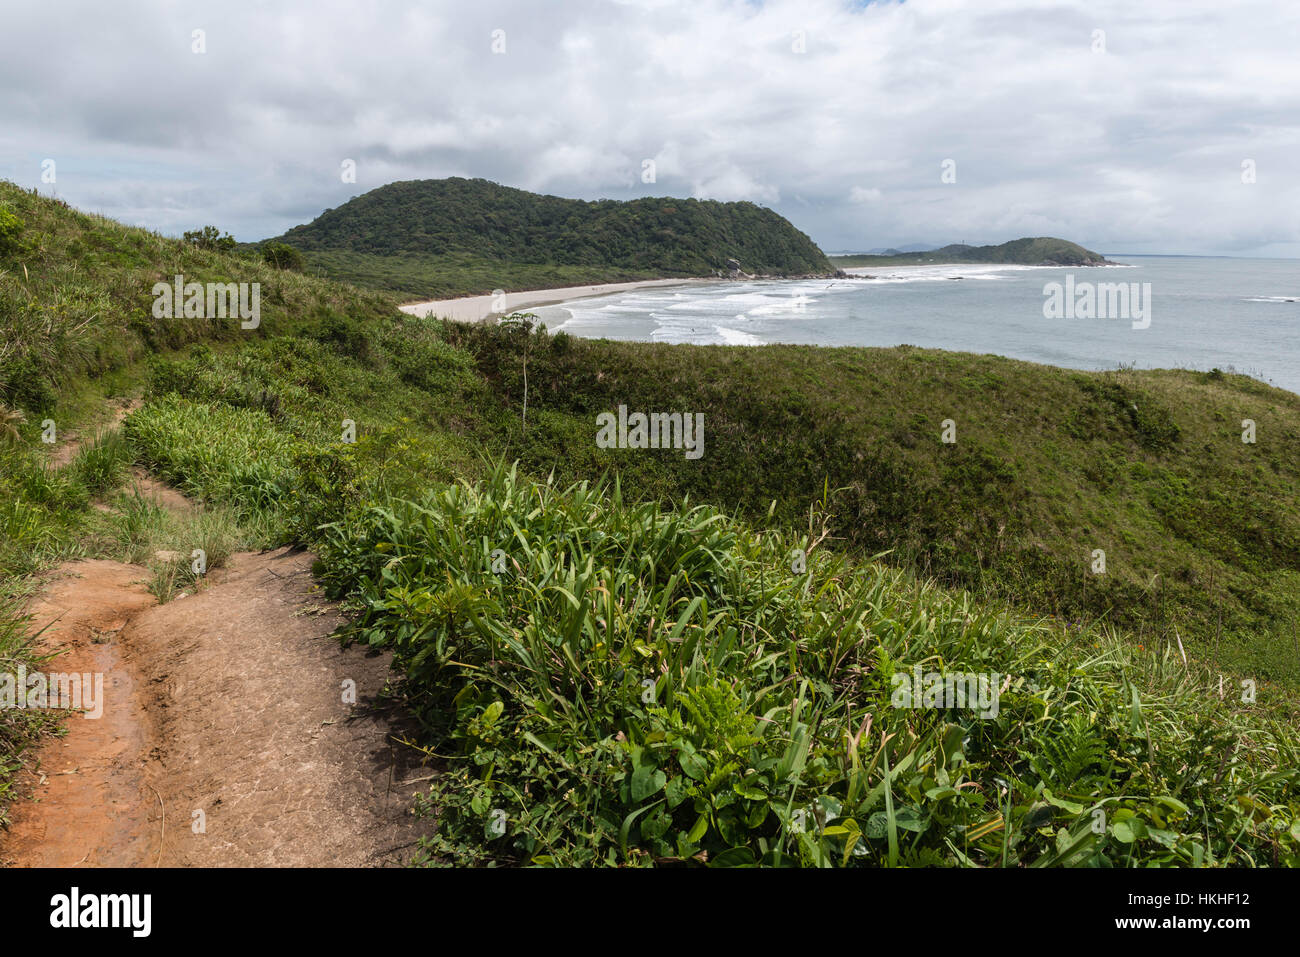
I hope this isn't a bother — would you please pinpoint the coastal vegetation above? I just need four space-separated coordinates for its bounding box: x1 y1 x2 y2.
265 177 835 297
2 181 1297 865
831 237 1114 268
300 248 667 301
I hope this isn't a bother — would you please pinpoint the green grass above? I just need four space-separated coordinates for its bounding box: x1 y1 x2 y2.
312 463 1300 867
3 181 1299 866
442 324 1300 686
125 396 297 519
68 429 132 494
83 484 249 602
0 604 61 825
301 248 668 301
0 437 87 583
0 180 403 418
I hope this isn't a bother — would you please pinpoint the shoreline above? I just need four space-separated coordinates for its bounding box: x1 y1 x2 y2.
398 277 721 322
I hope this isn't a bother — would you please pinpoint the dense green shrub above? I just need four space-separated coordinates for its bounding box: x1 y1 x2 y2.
384 316 479 393
0 205 23 255
182 225 236 252
261 241 305 271
314 464 1300 867
0 354 58 414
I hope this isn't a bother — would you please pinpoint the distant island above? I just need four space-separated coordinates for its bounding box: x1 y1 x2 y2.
264 177 837 299
829 237 1117 267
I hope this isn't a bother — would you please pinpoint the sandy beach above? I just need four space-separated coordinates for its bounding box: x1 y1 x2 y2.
399 277 716 321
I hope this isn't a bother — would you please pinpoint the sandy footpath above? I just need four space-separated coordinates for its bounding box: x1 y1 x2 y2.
399 277 716 321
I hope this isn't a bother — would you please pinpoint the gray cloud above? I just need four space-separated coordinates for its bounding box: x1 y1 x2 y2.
2 0 1296 256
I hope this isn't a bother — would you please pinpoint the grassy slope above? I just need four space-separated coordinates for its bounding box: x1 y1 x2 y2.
449 328 1300 684
300 248 669 301
0 179 458 815
0 182 406 411
2 184 1298 864
316 464 1300 866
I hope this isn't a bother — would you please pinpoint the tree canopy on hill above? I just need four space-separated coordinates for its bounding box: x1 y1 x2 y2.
269 177 834 277
831 237 1115 267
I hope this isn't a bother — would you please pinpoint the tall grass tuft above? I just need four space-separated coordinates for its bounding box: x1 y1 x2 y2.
69 428 133 494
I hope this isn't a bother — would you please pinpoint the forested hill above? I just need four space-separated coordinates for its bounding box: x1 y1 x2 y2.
830 237 1116 267
269 177 834 277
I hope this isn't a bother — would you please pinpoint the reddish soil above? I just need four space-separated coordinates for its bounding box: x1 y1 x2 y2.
1 545 434 867
0 562 157 866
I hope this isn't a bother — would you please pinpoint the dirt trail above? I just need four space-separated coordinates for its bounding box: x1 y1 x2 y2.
49 398 140 468
133 548 431 866
0 562 158 865
2 488 433 867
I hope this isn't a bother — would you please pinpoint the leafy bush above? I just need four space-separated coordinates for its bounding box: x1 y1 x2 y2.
0 205 23 255
315 464 1300 867
261 241 305 272
182 225 236 252
384 316 479 393
284 442 360 541
309 307 376 365
0 354 58 414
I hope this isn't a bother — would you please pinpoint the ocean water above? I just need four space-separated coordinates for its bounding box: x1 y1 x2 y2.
532 257 1300 394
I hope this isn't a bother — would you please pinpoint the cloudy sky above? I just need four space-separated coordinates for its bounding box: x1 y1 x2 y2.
3 0 1296 256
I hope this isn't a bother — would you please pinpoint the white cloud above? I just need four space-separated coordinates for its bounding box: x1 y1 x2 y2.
1 0 1297 256
692 165 780 204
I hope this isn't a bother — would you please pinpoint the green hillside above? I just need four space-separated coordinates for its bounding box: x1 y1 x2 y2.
831 237 1114 268
266 177 835 297
2 182 1298 866
443 328 1300 684
296 248 667 301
